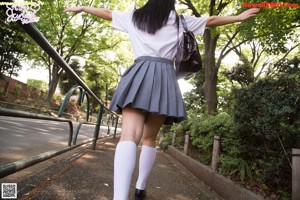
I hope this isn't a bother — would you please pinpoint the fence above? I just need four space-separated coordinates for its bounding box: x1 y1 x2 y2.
0 75 45 100
172 132 300 200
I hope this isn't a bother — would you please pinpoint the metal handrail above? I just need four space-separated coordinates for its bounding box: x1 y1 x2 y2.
0 138 95 179
0 0 116 115
9 1 120 125
0 2 121 178
0 0 120 136
58 85 91 121
58 85 120 145
0 108 74 146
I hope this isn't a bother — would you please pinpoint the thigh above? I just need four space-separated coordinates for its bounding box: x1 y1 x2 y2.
142 113 167 147
120 107 147 144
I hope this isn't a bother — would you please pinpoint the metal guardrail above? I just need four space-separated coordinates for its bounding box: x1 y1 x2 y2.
58 85 91 121
0 2 121 178
0 137 95 179
0 108 74 146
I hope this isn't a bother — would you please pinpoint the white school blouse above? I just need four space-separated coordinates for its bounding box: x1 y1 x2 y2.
112 10 207 60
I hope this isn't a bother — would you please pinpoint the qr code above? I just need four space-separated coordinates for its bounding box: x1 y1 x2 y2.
1 183 17 199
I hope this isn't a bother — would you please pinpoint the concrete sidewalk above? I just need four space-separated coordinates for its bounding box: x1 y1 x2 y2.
1 136 223 200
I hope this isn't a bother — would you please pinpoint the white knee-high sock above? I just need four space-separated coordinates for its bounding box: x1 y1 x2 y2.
114 141 137 200
135 145 157 190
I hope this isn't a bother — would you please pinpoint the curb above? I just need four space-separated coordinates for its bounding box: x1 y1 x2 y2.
167 145 265 200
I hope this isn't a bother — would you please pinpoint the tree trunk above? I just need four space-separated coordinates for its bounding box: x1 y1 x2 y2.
4 67 14 96
4 74 11 96
105 82 108 107
45 63 61 103
45 75 59 103
203 29 219 114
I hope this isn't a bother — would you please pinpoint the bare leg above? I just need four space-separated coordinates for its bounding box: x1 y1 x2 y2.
135 113 166 191
114 107 146 200
119 107 147 143
141 113 166 147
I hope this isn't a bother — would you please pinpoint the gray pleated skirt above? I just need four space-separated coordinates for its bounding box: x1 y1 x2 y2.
109 56 187 124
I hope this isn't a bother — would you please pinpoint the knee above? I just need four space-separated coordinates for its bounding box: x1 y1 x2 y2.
141 135 157 146
120 129 143 145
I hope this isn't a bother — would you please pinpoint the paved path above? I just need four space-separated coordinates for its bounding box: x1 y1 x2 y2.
0 116 222 199
1 137 223 200
0 116 120 166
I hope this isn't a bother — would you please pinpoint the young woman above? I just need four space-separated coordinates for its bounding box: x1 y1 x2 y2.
64 1 259 199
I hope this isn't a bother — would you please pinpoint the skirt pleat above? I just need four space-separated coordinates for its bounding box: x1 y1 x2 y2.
109 56 187 124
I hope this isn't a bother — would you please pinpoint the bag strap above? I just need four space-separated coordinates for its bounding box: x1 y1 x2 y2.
179 15 189 32
175 14 180 49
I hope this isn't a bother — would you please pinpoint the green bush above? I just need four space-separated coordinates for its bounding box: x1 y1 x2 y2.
159 132 173 150
169 120 190 150
170 119 190 134
27 79 47 92
167 58 299 197
233 63 300 194
190 113 234 150
13 84 22 98
219 156 252 181
53 94 62 103
217 130 252 180
188 113 237 165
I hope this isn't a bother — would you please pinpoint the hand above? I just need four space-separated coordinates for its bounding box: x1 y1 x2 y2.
238 8 260 21
64 6 84 14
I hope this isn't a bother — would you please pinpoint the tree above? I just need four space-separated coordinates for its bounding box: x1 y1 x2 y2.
233 57 300 196
27 79 47 92
179 0 300 114
222 31 299 87
222 54 255 87
27 0 123 103
84 59 120 108
58 59 83 95
0 9 31 96
0 11 28 78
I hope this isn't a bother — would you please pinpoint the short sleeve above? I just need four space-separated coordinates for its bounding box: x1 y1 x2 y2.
182 14 208 36
112 10 133 33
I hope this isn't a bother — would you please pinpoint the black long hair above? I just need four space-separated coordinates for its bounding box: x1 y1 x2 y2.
132 0 178 34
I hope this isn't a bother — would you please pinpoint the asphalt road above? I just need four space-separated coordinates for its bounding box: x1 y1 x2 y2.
0 116 121 166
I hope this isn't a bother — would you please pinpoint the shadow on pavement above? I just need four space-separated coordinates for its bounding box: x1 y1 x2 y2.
1 136 222 200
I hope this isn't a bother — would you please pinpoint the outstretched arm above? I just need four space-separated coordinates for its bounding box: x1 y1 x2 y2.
206 8 260 27
64 6 112 21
